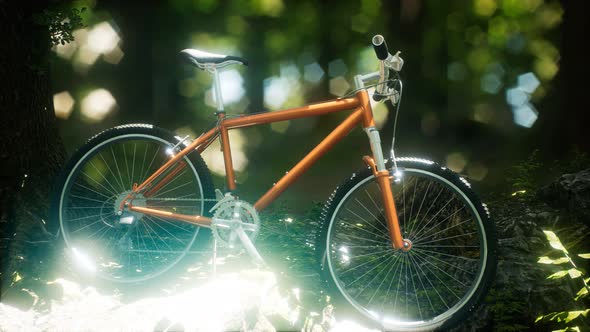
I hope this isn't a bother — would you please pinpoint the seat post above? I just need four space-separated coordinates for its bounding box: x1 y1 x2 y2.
212 66 225 114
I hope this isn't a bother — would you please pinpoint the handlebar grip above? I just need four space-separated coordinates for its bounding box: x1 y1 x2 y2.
372 35 389 60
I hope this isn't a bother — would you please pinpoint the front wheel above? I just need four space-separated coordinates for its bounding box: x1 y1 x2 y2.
317 158 497 331
53 124 215 283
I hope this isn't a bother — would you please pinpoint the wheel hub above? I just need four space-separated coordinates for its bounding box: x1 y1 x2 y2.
113 190 146 225
401 238 413 251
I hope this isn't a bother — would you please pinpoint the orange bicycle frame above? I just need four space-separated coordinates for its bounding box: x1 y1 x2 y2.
125 90 405 249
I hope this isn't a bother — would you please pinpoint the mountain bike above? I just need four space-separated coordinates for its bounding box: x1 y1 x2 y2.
53 35 497 331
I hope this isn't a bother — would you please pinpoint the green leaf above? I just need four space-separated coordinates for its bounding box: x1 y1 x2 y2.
564 310 589 323
568 268 583 279
535 315 544 323
538 256 569 264
546 311 563 321
543 230 569 253
574 286 588 300
553 328 581 332
577 253 590 259
547 270 569 279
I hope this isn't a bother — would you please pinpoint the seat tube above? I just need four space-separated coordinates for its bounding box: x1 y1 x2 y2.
365 127 404 250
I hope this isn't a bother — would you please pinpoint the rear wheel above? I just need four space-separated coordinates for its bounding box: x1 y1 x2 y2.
54 124 215 283
318 158 496 331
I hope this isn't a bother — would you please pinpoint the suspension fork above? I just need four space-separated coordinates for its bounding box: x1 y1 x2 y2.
363 128 409 251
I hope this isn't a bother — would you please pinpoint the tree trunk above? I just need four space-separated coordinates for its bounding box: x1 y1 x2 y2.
0 0 66 296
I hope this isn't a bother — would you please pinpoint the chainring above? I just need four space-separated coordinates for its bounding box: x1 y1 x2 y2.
211 198 260 248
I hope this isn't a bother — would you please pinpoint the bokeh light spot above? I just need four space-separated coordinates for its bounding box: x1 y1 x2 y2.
446 152 468 173
53 91 75 119
264 76 291 110
447 62 468 81
480 73 502 94
356 47 376 73
76 45 100 66
472 104 494 124
87 22 120 54
473 0 497 17
253 0 284 17
103 46 125 65
517 72 540 94
534 57 559 80
280 62 301 81
201 130 248 175
178 78 198 98
506 87 528 106
351 14 370 33
372 103 389 129
467 163 488 181
271 121 290 133
537 3 563 28
53 41 78 60
506 33 526 54
329 77 350 97
421 112 439 136
216 69 245 105
512 103 538 128
303 62 324 83
328 59 348 77
81 89 117 123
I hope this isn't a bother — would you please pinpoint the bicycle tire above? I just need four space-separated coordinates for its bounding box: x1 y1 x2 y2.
317 157 497 331
53 124 215 283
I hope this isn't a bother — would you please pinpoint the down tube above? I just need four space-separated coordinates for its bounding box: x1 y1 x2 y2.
254 109 364 211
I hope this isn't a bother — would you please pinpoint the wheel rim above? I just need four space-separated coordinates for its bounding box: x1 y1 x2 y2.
59 134 206 282
326 168 487 329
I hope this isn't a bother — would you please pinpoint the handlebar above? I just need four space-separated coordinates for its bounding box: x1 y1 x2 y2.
372 35 389 60
370 35 404 101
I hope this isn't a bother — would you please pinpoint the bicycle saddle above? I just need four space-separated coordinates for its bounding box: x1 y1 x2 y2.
180 49 248 68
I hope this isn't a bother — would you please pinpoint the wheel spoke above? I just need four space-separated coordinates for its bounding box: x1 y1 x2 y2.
414 216 471 243
99 152 125 191
408 181 431 236
337 213 391 242
343 206 390 240
59 133 211 283
413 191 456 239
325 164 493 329
353 198 389 237
81 170 117 197
414 232 477 245
74 182 113 200
364 188 386 224
111 146 128 191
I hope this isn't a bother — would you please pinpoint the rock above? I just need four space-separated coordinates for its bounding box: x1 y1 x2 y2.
538 168 590 223
452 195 590 331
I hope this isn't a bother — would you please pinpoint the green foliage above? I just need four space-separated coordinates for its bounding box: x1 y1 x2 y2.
33 6 85 46
535 230 590 331
487 288 530 331
507 149 542 198
257 203 323 272
551 148 590 175
255 202 329 310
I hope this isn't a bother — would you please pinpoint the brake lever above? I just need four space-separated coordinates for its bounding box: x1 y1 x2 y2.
386 51 404 72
